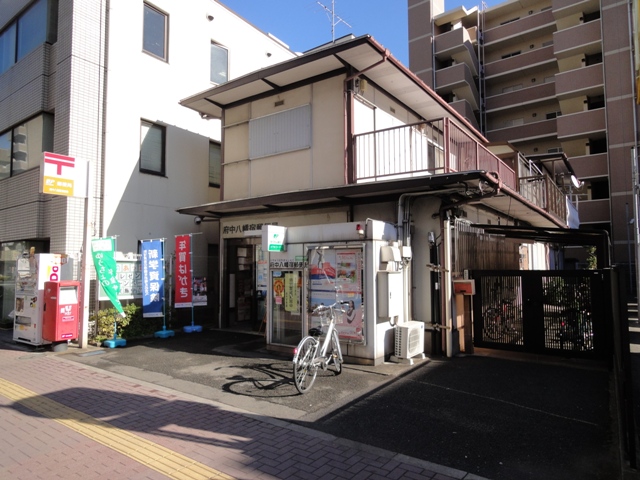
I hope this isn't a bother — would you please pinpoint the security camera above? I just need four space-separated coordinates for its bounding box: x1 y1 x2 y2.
194 216 202 225
206 14 214 21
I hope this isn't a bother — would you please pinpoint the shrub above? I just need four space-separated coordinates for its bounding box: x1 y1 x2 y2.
89 304 164 343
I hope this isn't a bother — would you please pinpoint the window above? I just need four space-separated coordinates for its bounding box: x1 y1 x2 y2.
249 105 311 159
210 42 228 84
0 0 57 76
209 141 221 187
0 114 53 180
140 121 165 175
143 3 167 60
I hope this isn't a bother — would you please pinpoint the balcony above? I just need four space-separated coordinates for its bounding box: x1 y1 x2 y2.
484 45 556 80
483 9 556 49
485 81 556 113
353 119 573 222
353 118 516 188
555 63 603 100
519 174 568 223
553 0 600 20
434 27 479 76
435 63 480 110
557 108 605 140
553 19 601 59
486 117 557 143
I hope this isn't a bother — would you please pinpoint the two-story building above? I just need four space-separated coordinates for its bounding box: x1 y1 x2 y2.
177 34 579 363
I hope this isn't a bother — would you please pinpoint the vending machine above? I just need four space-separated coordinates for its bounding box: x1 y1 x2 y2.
13 253 73 346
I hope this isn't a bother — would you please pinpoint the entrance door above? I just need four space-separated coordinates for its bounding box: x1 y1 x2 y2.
270 270 303 346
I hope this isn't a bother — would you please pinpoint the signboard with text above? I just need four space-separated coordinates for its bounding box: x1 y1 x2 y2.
174 234 192 308
141 240 165 317
40 152 88 198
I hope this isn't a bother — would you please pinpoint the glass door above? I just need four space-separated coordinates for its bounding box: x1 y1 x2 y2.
270 269 303 346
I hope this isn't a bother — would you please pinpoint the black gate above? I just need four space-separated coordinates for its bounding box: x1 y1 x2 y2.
471 270 613 360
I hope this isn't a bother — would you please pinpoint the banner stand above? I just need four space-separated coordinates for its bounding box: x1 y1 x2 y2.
144 239 174 339
103 313 127 348
175 234 201 333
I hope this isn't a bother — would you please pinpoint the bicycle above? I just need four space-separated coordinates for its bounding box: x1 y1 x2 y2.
482 284 520 340
292 300 346 394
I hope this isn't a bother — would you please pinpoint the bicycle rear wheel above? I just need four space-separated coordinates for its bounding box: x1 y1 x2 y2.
330 330 343 375
293 336 318 394
483 307 502 339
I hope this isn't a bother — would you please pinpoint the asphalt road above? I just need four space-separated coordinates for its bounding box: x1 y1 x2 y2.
2 328 626 480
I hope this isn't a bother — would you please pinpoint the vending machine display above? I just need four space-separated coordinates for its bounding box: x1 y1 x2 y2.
13 253 73 346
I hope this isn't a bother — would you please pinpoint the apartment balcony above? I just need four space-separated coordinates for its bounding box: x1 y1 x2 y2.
483 9 556 49
354 118 516 188
575 198 609 223
484 45 555 80
486 117 557 143
519 174 568 223
557 108 605 140
553 19 601 59
353 118 573 222
555 63 603 100
567 152 608 178
435 63 480 110
449 99 480 131
485 81 556 113
553 0 600 20
434 26 479 76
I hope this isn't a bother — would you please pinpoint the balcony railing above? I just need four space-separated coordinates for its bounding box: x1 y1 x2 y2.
354 118 569 222
354 118 516 189
518 174 567 221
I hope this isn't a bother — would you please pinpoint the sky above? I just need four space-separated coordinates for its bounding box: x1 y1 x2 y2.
220 0 494 67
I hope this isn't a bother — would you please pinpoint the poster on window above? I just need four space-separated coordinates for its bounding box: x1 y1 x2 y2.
192 277 207 306
308 247 364 344
174 234 192 308
284 272 300 313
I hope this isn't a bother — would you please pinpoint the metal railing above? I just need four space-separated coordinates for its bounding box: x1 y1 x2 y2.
354 118 517 189
518 174 567 221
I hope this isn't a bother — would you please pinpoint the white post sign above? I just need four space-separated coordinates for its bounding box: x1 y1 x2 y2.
40 152 88 198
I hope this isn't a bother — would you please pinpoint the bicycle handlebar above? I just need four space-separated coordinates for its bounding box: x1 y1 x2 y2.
312 301 350 316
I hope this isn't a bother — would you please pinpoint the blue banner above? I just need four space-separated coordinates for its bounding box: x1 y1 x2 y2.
141 239 164 318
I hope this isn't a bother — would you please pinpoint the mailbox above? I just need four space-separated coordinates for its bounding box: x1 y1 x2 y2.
42 281 80 342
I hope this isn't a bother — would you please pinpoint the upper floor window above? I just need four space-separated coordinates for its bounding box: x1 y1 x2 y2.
0 114 54 180
0 0 57 76
140 120 165 176
249 104 311 159
209 141 221 187
143 3 167 60
210 42 228 84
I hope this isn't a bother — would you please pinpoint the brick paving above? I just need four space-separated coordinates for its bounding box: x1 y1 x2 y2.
0 348 482 480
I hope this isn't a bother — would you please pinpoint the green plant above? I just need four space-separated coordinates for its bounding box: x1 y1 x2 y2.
585 246 597 270
89 304 164 343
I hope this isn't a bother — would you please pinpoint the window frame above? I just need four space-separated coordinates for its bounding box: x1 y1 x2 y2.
0 113 54 180
139 120 166 176
142 2 168 61
210 42 229 84
209 141 221 187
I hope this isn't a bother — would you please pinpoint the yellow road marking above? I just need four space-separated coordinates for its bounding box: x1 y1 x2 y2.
0 377 235 480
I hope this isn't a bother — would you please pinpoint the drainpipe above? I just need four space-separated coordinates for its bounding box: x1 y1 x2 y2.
442 212 453 357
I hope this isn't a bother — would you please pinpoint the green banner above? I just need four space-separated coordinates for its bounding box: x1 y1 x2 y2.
92 237 125 317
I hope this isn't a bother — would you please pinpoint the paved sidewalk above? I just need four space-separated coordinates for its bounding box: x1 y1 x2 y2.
0 347 483 480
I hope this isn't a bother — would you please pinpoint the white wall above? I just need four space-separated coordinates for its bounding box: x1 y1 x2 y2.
102 0 296 252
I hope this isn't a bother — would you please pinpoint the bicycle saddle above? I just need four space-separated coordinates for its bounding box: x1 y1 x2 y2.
308 327 323 337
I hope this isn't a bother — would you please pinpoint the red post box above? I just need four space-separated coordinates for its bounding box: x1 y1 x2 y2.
43 280 81 342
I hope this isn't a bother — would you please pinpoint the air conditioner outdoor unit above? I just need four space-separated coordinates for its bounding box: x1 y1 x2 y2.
394 321 425 360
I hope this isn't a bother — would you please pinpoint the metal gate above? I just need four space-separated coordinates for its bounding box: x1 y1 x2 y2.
471 270 613 360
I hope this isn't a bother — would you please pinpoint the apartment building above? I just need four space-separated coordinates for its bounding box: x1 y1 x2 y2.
408 0 637 268
0 0 295 322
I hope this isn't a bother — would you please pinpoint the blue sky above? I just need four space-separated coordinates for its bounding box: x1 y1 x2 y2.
220 1 495 67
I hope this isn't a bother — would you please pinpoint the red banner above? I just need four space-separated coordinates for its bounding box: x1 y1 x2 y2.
174 234 192 308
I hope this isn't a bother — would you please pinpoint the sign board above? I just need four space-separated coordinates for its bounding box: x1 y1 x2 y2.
40 152 88 198
262 225 286 252
453 279 476 295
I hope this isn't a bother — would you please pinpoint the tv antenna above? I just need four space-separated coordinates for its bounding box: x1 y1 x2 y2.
316 1 352 43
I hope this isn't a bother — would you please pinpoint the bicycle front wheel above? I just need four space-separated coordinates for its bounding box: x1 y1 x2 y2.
293 336 318 394
330 330 343 375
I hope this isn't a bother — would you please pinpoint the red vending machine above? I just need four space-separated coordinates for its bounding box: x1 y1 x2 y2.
42 281 81 345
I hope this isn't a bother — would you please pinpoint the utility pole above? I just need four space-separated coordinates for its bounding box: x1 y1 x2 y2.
316 0 351 43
